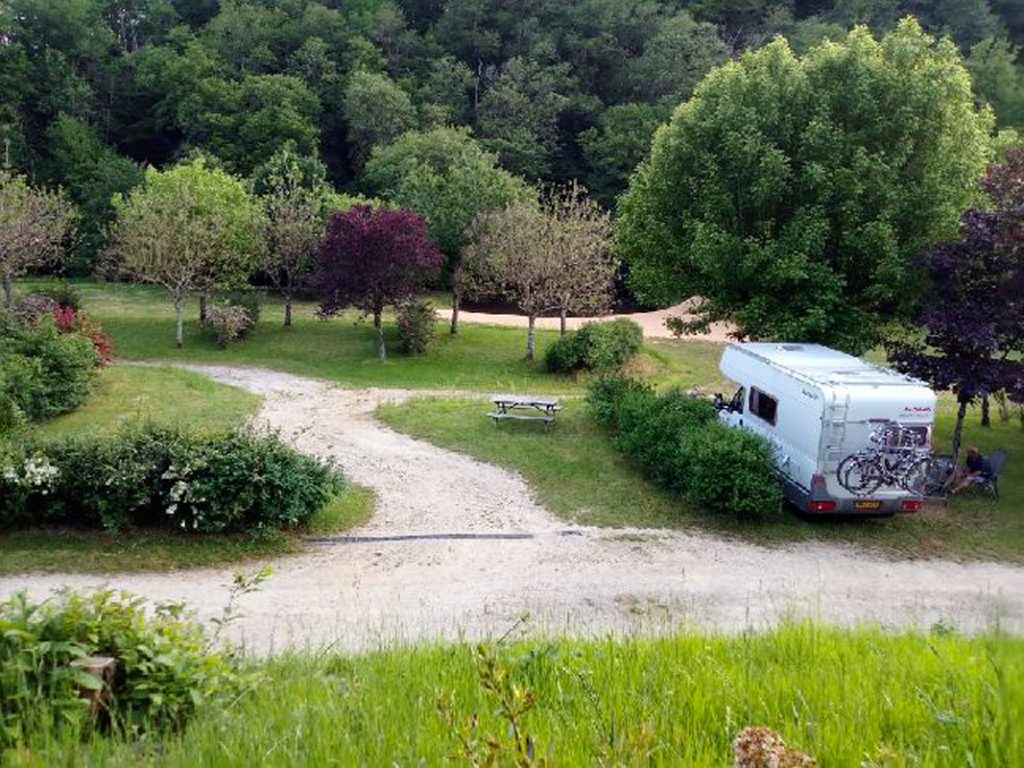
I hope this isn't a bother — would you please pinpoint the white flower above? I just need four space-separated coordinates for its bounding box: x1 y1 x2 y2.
23 456 60 489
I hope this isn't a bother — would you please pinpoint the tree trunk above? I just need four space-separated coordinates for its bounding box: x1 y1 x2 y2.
995 390 1010 422
199 292 209 323
559 307 568 336
951 398 969 463
450 288 460 335
284 299 293 327
981 394 991 428
373 307 385 361
526 313 537 360
174 299 185 349
1 275 11 308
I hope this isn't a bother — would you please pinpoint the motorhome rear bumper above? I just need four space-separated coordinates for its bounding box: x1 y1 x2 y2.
782 476 917 517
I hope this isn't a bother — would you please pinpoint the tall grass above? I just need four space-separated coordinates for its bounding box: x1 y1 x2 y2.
14 624 1023 766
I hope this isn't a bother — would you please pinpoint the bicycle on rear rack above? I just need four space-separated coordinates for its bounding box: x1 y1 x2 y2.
837 422 932 496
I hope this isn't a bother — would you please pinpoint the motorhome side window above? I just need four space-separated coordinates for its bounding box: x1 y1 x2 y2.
748 387 778 426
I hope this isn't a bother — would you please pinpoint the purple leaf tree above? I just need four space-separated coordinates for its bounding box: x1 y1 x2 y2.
889 150 1024 458
312 205 442 361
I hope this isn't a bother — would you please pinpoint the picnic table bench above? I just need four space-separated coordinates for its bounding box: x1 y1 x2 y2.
488 394 561 428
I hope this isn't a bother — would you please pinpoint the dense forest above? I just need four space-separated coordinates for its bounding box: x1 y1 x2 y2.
2 0 1023 270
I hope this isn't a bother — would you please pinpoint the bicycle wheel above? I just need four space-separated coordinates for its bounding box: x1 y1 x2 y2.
900 456 932 495
838 456 883 495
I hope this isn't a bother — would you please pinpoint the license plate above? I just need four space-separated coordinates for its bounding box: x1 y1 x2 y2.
856 500 882 510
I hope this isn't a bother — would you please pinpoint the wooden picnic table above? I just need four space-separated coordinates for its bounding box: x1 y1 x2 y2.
488 394 561 428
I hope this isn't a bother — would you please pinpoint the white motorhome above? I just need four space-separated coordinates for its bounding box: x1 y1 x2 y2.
716 342 937 516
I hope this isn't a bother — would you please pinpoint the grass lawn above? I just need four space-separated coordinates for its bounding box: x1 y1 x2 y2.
18 280 722 393
379 395 1024 562
36 364 260 438
21 624 1023 766
2 363 375 574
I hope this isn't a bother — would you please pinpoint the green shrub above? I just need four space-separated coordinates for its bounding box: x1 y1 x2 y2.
0 314 98 422
396 300 437 355
587 379 782 519
0 391 25 436
576 319 643 372
544 332 583 372
0 423 344 533
0 589 251 747
585 376 654 430
686 423 784 519
546 320 644 374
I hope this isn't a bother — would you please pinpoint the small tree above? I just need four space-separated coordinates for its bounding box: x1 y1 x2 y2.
460 185 617 359
0 169 76 306
363 127 532 335
889 192 1024 459
461 203 558 360
106 158 264 348
311 205 441 361
254 145 330 327
547 183 617 335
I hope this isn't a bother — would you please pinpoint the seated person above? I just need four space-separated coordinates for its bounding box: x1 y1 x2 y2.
950 447 993 494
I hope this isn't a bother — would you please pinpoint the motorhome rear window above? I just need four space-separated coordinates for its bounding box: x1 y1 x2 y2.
748 387 778 425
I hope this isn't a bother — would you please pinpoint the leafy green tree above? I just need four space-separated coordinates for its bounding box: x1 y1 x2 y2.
476 57 573 179
201 0 285 74
416 55 475 126
45 115 143 270
0 169 76 305
626 11 727 106
106 158 264 347
578 103 668 207
363 127 531 332
460 184 615 357
189 74 320 176
343 69 418 169
253 144 333 327
617 20 995 354
967 37 1024 129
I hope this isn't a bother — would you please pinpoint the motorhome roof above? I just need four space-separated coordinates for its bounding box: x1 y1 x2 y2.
727 342 926 388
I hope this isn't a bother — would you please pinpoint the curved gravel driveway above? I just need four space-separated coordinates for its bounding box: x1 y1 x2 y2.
3 365 1022 653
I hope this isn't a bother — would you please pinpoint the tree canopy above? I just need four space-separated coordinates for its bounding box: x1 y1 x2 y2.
0 169 76 306
312 205 442 360
106 157 264 347
363 127 532 332
3 0 1020 273
617 19 995 353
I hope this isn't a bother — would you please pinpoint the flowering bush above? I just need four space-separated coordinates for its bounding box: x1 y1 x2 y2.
51 306 115 365
0 423 344 533
204 302 257 348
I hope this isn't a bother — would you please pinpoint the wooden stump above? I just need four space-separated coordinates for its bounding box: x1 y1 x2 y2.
70 656 116 714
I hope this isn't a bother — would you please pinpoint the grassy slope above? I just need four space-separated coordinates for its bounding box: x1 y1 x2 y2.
379 395 1024 562
1 365 374 574
25 280 720 392
32 625 1024 766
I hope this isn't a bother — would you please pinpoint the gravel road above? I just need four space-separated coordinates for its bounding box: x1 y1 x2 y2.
3 365 1021 653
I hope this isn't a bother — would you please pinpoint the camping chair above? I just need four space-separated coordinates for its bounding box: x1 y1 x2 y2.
980 449 1009 500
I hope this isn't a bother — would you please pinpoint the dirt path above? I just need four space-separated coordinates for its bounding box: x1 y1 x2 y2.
3 366 1022 653
457 300 735 342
